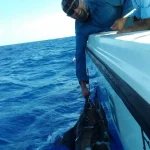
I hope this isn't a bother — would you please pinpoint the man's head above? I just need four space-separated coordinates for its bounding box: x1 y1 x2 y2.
61 0 89 22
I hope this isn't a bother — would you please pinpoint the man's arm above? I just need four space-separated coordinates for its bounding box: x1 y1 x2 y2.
111 17 127 30
122 0 134 16
75 34 90 98
118 0 150 33
111 0 134 30
75 19 102 98
118 18 150 33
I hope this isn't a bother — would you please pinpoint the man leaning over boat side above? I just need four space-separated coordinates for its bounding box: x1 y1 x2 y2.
61 0 134 98
112 0 150 33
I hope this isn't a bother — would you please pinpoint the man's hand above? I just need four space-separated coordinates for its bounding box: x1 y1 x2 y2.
80 81 90 99
81 86 90 98
111 17 127 31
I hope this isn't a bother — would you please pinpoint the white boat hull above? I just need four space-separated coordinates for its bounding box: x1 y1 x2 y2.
86 31 150 150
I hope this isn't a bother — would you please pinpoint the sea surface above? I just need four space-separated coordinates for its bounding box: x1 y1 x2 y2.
0 37 94 150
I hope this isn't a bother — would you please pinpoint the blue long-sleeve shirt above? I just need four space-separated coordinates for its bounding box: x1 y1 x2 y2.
132 0 150 19
75 0 133 84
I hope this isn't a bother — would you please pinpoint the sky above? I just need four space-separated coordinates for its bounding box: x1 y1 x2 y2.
0 0 75 46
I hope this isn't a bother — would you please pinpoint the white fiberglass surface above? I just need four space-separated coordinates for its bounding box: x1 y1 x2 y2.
87 56 145 150
87 31 150 103
96 70 144 150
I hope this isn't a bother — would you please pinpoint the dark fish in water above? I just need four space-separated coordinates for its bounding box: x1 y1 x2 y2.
61 95 110 150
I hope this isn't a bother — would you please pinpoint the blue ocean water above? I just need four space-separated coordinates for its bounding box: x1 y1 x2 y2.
0 37 87 150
